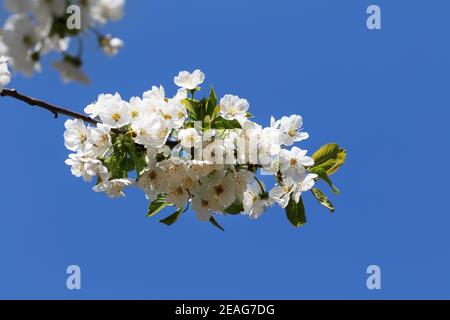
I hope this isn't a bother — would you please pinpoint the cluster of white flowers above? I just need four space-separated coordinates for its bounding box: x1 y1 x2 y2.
0 0 125 83
64 69 344 229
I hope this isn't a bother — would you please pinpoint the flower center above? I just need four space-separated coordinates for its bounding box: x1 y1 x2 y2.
290 158 298 167
79 133 87 143
112 112 121 122
228 107 238 116
215 185 224 195
131 110 139 118
158 128 168 139
288 128 296 137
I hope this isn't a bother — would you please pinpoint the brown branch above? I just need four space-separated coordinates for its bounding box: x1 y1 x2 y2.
0 88 98 125
0 88 181 149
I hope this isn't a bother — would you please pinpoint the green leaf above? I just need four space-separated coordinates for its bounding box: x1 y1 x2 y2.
212 106 221 120
182 99 200 120
211 116 242 129
198 98 208 121
159 208 182 225
225 201 244 215
125 142 147 174
206 87 218 117
209 216 225 231
311 143 346 176
104 148 129 179
285 197 307 228
120 155 135 174
311 188 335 213
203 115 211 130
245 111 254 118
309 167 340 195
146 195 168 218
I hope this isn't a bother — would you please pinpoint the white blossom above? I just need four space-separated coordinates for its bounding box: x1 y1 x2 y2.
131 115 169 148
192 187 221 221
243 181 274 219
231 169 255 201
159 100 187 129
94 178 133 198
210 175 236 209
136 167 168 200
86 123 112 158
174 69 205 90
143 85 165 102
178 128 200 149
165 185 190 209
219 94 249 121
65 153 109 182
84 93 122 119
279 147 314 181
1 14 41 76
290 174 318 203
128 96 148 124
272 115 309 146
99 98 131 128
64 119 88 152
186 160 216 180
157 158 187 186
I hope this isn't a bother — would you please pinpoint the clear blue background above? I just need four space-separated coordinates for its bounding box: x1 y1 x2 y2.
0 0 449 299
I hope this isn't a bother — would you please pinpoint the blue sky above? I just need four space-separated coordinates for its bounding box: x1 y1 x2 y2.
0 0 449 299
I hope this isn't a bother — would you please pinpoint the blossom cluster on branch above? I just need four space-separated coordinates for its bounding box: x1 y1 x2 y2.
63 70 346 230
0 0 125 84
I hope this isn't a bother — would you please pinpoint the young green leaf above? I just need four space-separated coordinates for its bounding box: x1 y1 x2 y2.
285 197 307 228
125 142 147 174
147 195 168 218
311 143 346 176
182 99 200 120
198 98 208 121
206 86 218 117
211 116 242 129
209 216 225 231
159 208 182 225
310 167 340 195
212 106 221 120
203 115 211 130
225 201 244 215
311 188 335 213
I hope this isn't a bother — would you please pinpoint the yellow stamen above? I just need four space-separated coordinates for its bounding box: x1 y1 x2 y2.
112 113 121 122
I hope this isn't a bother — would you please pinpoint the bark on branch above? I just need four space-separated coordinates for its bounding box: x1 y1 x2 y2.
0 88 98 125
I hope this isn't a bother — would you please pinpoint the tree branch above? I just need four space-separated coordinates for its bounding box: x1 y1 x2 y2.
0 88 98 125
0 88 181 148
